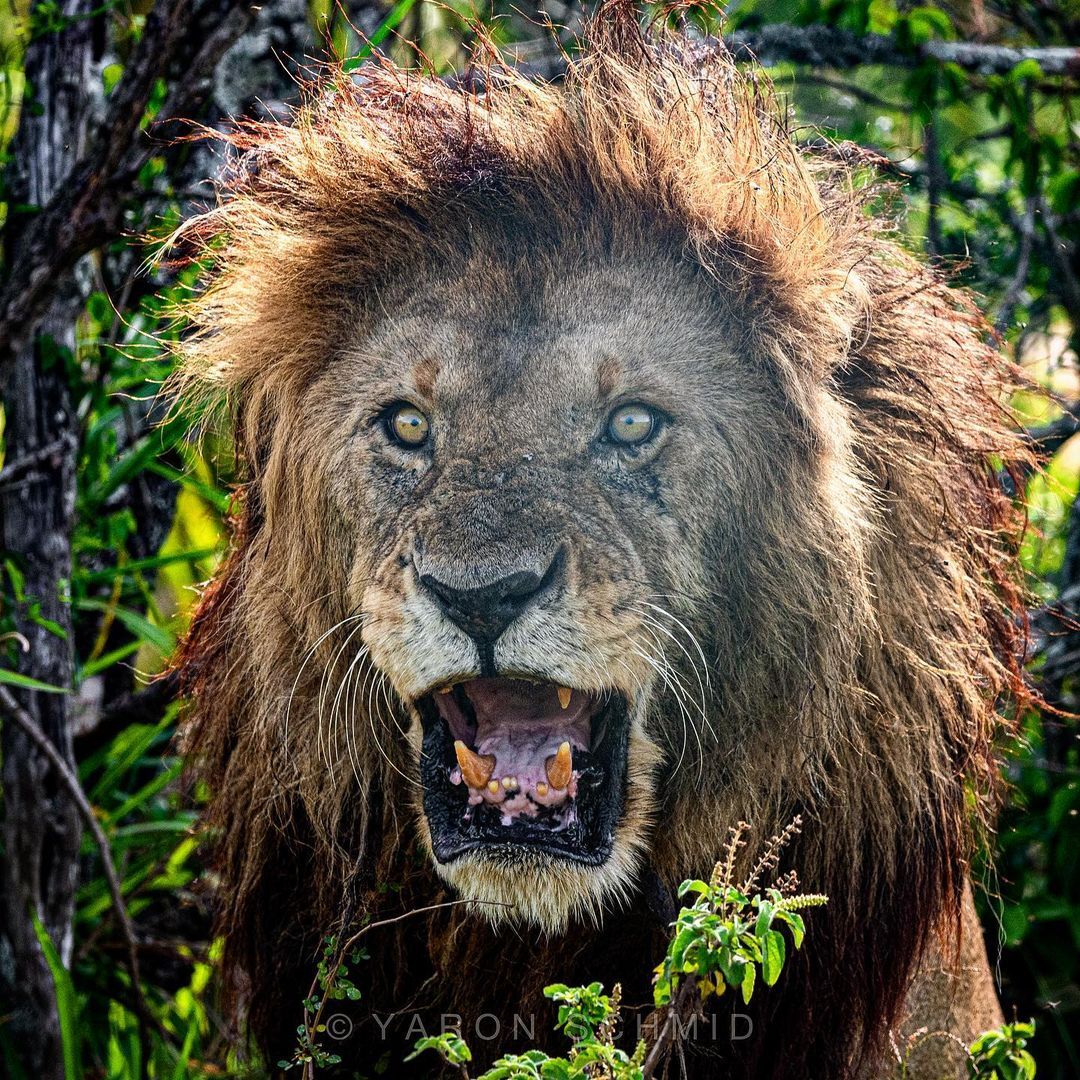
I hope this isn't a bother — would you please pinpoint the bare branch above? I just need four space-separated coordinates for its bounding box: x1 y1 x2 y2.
0 0 255 361
0 435 77 489
0 683 154 1063
725 24 1080 77
996 195 1038 334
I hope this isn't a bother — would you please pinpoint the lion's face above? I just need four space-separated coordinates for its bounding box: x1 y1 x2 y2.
293 242 829 929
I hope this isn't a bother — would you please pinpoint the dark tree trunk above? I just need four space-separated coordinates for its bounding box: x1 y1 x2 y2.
0 4 95 1075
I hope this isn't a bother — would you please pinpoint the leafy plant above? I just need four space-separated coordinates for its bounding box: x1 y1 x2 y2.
653 820 827 1010
969 1021 1038 1080
408 984 647 1080
408 820 827 1079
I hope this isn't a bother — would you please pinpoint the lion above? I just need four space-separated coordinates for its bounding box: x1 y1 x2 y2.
171 6 1028 1077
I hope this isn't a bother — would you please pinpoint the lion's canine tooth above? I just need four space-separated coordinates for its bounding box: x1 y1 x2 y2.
557 686 572 710
454 740 495 788
546 741 572 790
438 685 453 695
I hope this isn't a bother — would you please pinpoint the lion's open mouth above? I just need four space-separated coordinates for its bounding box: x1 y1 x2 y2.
417 678 629 866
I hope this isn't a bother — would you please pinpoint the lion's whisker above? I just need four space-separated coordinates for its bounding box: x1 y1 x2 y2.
641 598 713 692
340 642 371 790
629 641 699 781
644 630 708 784
318 618 368 784
634 606 716 745
283 612 364 763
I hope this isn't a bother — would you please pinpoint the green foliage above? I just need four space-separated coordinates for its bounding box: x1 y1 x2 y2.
411 824 826 1078
278 934 369 1072
408 980 645 1079
969 1021 1038 1080
654 878 825 1007
31 911 80 1080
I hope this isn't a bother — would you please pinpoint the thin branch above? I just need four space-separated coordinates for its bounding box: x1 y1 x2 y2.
0 684 154 1061
996 194 1037 334
0 0 255 360
0 435 76 488
924 98 944 258
299 898 510 1079
725 24 1080 77
796 71 904 110
641 976 698 1079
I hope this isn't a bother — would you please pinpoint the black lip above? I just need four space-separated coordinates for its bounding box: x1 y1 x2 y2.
416 685 630 867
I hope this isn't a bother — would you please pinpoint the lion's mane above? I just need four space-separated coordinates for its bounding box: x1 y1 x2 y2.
172 6 1028 1077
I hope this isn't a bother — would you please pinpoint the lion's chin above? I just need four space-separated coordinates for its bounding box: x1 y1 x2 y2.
431 841 645 934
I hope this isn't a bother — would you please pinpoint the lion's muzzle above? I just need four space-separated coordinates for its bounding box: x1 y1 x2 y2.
416 678 630 866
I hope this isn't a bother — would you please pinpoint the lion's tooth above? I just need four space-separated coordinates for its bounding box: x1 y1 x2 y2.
454 740 495 788
535 782 549 797
438 685 453 695
546 741 572 790
501 775 517 790
557 686 572 710
487 779 501 795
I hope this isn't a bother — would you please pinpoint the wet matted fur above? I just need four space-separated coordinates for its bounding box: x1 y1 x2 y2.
171 6 1028 1077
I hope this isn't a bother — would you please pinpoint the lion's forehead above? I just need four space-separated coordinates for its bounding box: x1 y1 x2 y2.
350 252 744 418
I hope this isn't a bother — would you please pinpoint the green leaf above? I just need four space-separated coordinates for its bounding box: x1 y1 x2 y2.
1009 58 1044 82
78 546 220 586
78 639 141 680
776 909 806 949
75 598 175 655
740 960 756 1004
0 669 70 693
754 900 774 939
406 1033 472 1066
31 910 80 1080
678 879 710 899
761 929 786 986
347 0 421 66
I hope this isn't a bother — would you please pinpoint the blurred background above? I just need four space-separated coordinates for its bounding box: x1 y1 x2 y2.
0 1 1077 1076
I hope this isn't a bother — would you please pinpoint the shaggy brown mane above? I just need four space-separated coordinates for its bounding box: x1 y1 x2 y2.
172 5 1029 1077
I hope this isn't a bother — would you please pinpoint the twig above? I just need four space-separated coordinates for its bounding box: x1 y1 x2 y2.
0 684 154 1068
725 24 1080 77
0 436 76 487
0 0 255 360
641 976 698 1079
796 72 903 110
299 898 511 1079
996 195 1037 334
924 90 944 258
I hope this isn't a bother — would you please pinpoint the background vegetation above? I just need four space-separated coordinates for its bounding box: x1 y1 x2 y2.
0 0 1077 1077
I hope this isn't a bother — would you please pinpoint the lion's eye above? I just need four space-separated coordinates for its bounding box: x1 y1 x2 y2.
607 403 658 446
387 404 430 447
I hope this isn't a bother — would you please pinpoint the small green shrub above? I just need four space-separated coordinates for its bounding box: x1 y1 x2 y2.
969 1021 1038 1080
407 820 827 1079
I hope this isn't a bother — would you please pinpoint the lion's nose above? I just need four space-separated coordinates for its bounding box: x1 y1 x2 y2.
417 553 560 645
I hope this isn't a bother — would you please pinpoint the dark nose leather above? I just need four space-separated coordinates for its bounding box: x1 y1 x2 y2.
418 556 559 644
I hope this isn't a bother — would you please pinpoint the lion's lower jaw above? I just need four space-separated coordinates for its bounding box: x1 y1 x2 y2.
429 730 662 934
432 835 645 934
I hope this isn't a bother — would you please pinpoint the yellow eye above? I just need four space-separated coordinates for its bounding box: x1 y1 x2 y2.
607 403 657 446
388 404 430 447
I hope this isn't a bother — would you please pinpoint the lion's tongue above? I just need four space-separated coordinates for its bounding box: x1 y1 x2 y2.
447 678 591 818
